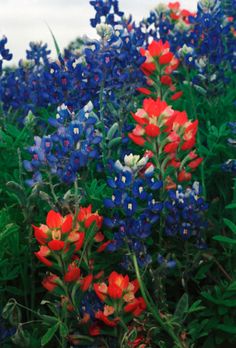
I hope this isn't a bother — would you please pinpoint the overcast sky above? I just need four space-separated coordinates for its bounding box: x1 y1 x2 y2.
0 0 198 64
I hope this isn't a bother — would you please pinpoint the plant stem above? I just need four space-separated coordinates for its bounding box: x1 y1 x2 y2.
132 253 184 348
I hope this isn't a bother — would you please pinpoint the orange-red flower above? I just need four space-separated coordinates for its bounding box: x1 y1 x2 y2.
42 274 59 292
64 262 81 282
81 274 93 292
95 311 119 327
77 205 103 229
35 245 52 267
124 297 146 316
107 272 130 299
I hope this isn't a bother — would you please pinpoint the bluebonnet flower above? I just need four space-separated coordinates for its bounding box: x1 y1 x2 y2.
80 291 103 321
0 0 146 134
23 102 102 185
26 42 51 65
103 154 163 267
157 254 176 269
164 182 208 243
0 36 12 74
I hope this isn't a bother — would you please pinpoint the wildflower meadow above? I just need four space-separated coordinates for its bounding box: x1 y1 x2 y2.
0 0 236 347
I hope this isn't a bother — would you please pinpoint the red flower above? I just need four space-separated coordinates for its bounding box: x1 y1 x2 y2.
48 239 65 251
131 111 148 125
141 62 156 76
169 159 181 168
89 324 101 336
168 2 180 11
32 225 48 245
128 133 145 146
164 142 179 153
136 87 151 95
95 311 119 327
35 246 52 267
160 75 172 86
61 214 73 233
143 98 168 117
188 157 203 169
159 52 174 65
124 297 146 316
46 210 63 229
147 40 170 57
108 272 129 299
94 283 108 301
181 137 196 151
81 274 93 292
145 124 160 137
77 205 103 229
68 231 85 251
171 91 183 100
64 263 81 282
97 240 111 252
42 274 59 292
177 170 192 182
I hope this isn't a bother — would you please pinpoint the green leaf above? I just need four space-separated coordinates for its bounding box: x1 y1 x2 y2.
223 218 236 234
174 293 189 322
41 323 59 346
6 181 27 206
46 24 61 56
107 122 119 140
213 235 236 244
217 324 236 334
108 137 122 148
59 322 69 338
188 300 205 314
227 281 236 292
225 203 236 210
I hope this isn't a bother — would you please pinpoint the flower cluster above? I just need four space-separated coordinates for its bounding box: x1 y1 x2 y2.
23 102 102 185
103 154 163 267
128 96 202 186
93 271 146 329
164 182 208 243
139 39 182 101
33 206 105 317
26 41 51 65
33 206 103 267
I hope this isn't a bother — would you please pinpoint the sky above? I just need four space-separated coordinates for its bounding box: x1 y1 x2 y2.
0 0 198 64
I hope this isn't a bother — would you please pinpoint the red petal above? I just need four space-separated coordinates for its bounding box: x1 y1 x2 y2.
188 157 203 169
48 240 65 251
33 225 48 244
131 112 148 125
97 241 111 253
181 137 196 150
177 170 192 182
74 232 85 251
61 214 73 233
34 251 52 267
81 274 93 292
171 91 183 100
46 210 63 229
136 87 151 95
141 62 156 75
160 75 172 86
128 133 145 146
164 142 179 153
145 124 160 137
159 52 174 65
148 40 163 57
